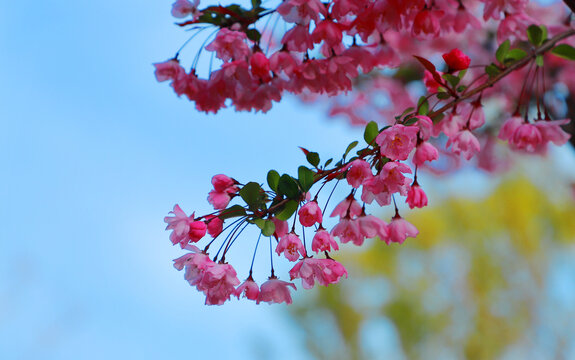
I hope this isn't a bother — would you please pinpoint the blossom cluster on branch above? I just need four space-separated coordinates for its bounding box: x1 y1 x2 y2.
157 0 575 305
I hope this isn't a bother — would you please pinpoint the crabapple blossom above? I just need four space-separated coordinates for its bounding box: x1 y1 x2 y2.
376 125 419 161
446 130 481 160
413 142 439 166
159 0 575 306
257 278 297 305
346 159 372 188
442 48 471 71
388 215 419 245
358 215 390 242
312 229 339 253
406 184 429 209
171 0 201 20
330 195 362 219
276 233 306 261
289 258 348 289
235 278 260 301
298 201 323 227
164 205 206 248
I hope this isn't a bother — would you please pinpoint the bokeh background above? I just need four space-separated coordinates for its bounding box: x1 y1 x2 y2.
2 1 575 359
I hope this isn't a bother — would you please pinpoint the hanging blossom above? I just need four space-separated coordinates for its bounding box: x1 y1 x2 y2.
158 0 575 305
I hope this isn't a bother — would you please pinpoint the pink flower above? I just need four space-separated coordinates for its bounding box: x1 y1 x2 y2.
346 159 372 188
376 124 419 161
330 195 362 219
358 215 389 241
272 217 289 239
536 119 571 146
448 5 481 33
250 52 271 82
331 218 364 245
171 0 201 20
172 250 215 288
164 205 207 247
207 191 232 210
205 28 251 62
442 48 471 71
412 9 444 38
153 59 186 82
387 216 419 244
406 184 428 209
212 174 236 192
511 123 543 152
498 116 523 141
200 263 241 305
289 258 348 289
276 233 306 261
277 0 326 25
298 201 323 227
415 115 434 141
281 25 314 52
446 130 481 160
257 277 297 305
235 278 260 301
413 142 439 166
207 174 238 210
312 20 344 49
312 229 339 253
361 162 412 206
206 215 223 238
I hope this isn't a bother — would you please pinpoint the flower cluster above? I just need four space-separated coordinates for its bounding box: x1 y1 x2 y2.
154 0 546 114
158 0 575 305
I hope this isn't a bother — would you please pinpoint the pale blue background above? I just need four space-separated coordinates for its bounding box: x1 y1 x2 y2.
2 1 574 359
0 1 362 358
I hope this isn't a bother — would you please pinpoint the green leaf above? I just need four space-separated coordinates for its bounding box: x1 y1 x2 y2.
254 218 276 236
496 40 510 65
261 220 276 236
344 141 359 159
239 182 265 210
306 152 320 168
437 92 451 100
457 69 468 80
456 85 467 92
267 170 280 191
540 25 548 44
251 0 262 8
404 117 418 126
442 73 460 88
505 48 527 63
417 96 429 115
364 121 379 145
527 25 544 46
536 54 544 67
298 166 315 193
245 29 261 42
277 174 299 200
551 44 575 60
275 200 298 221
219 205 247 220
324 158 333 167
485 63 501 78
254 218 265 229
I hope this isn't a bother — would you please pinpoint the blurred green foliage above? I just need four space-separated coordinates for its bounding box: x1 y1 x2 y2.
289 177 575 360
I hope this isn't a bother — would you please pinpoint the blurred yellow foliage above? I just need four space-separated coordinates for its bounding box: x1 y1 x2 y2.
289 177 575 360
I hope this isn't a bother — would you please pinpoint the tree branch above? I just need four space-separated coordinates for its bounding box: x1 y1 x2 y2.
429 28 575 118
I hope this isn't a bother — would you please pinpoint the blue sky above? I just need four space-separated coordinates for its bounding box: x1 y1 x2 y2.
2 0 575 359
0 1 364 358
